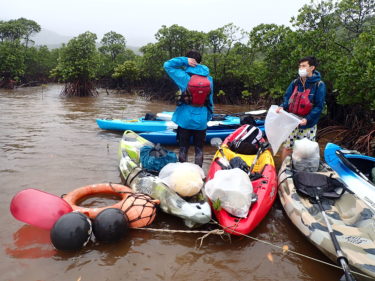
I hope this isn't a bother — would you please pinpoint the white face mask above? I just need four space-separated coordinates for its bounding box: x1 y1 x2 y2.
298 68 308 77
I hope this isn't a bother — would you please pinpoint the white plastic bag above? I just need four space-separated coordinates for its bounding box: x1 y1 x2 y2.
265 105 301 155
159 162 205 197
205 168 253 218
292 138 320 172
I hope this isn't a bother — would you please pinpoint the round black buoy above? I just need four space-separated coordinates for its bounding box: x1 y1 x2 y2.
50 212 92 251
92 208 129 243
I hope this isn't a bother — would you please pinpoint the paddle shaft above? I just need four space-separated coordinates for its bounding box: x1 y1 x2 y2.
217 146 231 169
249 145 263 173
249 142 270 173
315 195 357 281
215 109 267 117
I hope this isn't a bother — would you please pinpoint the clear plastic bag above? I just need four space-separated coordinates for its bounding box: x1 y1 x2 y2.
292 138 320 172
265 105 301 155
159 162 205 197
205 168 253 218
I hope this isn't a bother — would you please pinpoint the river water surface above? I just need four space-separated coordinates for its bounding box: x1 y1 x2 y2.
1 84 345 281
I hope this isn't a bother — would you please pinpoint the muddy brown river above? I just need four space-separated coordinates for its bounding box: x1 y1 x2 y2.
1 84 347 280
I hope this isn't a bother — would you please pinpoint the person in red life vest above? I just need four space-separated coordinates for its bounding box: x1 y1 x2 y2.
164 50 214 167
276 56 326 162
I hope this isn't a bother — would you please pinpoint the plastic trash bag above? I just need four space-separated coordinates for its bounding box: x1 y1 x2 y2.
205 168 253 218
265 105 301 155
159 162 205 197
140 144 177 172
292 138 320 172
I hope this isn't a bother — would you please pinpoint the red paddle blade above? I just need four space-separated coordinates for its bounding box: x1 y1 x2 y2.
10 189 73 230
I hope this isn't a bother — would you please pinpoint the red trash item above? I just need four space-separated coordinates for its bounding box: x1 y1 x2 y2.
10 188 73 230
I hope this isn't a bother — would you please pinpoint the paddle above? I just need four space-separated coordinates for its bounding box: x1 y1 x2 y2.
215 109 267 117
150 110 266 122
210 137 231 168
316 194 357 281
10 188 73 230
249 142 270 174
336 150 373 185
297 182 357 281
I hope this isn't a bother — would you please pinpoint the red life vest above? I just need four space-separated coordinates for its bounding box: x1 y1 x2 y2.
288 84 315 116
185 75 211 106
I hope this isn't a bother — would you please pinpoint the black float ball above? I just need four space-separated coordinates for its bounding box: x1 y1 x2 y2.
93 208 129 243
50 212 92 251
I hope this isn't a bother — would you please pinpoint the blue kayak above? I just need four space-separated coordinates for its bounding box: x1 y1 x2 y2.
139 125 265 145
96 112 264 132
324 142 375 210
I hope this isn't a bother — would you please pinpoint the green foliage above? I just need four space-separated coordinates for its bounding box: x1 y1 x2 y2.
246 23 296 96
112 60 140 82
212 198 222 211
217 90 226 96
155 24 192 58
241 90 252 98
0 41 25 79
0 17 41 82
24 46 58 81
334 26 375 109
138 42 168 79
0 18 40 46
99 31 126 61
51 31 99 82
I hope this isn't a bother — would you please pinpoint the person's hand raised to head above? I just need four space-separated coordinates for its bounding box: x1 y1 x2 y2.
188 58 198 67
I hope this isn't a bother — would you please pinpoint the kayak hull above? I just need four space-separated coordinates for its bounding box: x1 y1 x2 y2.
278 155 375 279
324 142 375 210
206 125 277 235
97 118 178 132
97 114 264 132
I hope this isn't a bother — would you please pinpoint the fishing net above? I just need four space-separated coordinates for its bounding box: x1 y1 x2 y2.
120 193 159 228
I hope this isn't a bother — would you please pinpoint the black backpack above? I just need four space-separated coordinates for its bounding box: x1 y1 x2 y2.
228 125 263 155
240 114 256 126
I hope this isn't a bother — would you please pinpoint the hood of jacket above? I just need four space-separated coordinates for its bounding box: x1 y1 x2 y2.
305 70 322 84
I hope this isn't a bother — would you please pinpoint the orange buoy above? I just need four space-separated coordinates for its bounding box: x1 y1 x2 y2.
63 183 159 228
120 193 159 228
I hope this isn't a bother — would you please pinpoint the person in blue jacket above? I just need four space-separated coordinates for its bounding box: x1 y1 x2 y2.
276 56 326 162
164 50 214 167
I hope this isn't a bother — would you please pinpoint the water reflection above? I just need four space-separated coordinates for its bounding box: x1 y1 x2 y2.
5 225 55 259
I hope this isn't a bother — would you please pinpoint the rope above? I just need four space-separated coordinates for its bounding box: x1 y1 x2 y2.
131 226 229 250
209 220 374 280
132 220 374 280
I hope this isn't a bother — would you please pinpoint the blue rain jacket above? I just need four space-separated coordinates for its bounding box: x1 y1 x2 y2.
164 57 214 130
281 70 326 129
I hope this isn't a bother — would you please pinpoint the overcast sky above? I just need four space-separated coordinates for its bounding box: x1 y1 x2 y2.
2 0 312 46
